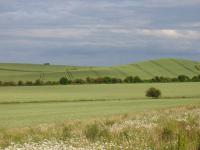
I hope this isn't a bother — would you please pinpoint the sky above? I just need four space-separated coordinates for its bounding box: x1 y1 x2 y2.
0 0 200 66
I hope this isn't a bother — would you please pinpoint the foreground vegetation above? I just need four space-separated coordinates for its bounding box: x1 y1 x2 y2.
2 105 200 149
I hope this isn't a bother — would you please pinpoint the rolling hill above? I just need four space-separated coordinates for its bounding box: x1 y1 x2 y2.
0 58 199 82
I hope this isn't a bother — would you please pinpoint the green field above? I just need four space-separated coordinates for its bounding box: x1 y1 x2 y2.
0 58 200 82
0 82 200 128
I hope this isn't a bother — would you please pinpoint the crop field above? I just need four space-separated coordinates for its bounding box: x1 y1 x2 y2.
0 82 200 128
0 58 200 82
0 59 200 149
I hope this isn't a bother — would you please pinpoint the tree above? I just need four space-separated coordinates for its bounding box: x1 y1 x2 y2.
59 77 69 85
192 75 200 82
124 76 134 83
35 79 44 85
146 87 161 98
18 80 24 86
25 81 33 86
73 79 85 84
133 76 142 83
43 63 50 66
177 75 190 82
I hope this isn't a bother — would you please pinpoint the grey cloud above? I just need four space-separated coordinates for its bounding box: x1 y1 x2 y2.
0 0 200 65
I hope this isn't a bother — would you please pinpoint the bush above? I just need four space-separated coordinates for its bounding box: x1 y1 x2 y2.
59 77 69 85
35 79 44 85
3 81 17 86
146 87 161 98
25 81 33 86
18 80 24 86
73 79 85 84
177 75 190 82
124 76 134 83
124 76 142 83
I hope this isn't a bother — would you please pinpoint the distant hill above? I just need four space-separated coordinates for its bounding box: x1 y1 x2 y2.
0 58 199 81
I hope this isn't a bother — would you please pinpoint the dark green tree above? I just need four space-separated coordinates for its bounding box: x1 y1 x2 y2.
59 77 69 85
146 87 161 98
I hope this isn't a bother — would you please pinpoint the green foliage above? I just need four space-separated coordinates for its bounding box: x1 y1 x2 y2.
84 123 99 141
146 87 161 98
84 123 110 141
124 76 143 83
177 131 188 150
161 126 174 141
35 79 44 85
18 80 24 86
61 126 72 140
177 75 190 82
59 77 69 85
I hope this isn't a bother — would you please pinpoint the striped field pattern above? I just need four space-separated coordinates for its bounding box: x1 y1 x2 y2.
0 58 199 81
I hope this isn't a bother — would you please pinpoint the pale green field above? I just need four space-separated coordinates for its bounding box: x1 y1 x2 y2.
0 82 200 103
0 98 200 128
0 82 200 128
0 58 199 81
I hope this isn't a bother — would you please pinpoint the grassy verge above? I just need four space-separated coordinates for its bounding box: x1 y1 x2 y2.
1 105 200 149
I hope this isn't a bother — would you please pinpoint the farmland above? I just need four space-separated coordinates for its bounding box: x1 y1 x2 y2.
0 59 200 149
0 58 200 82
0 82 200 128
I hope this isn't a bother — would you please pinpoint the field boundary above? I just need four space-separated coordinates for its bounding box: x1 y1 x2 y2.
1 95 200 105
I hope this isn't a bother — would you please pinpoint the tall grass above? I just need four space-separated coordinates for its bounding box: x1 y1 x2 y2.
1 105 200 149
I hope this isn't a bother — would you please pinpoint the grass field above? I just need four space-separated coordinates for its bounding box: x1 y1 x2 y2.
0 59 200 149
0 58 200 81
0 82 200 128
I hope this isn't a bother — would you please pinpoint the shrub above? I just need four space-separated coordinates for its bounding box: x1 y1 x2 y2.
59 77 69 85
124 76 134 83
25 81 33 86
18 80 24 86
177 75 190 82
86 77 95 84
73 79 85 84
146 87 161 98
35 79 44 85
133 76 143 83
192 75 200 82
3 81 17 86
124 76 142 83
43 63 50 66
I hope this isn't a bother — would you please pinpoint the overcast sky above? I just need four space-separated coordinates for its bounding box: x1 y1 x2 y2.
0 0 200 66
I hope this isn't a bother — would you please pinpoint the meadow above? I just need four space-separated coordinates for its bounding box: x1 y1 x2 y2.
0 82 199 128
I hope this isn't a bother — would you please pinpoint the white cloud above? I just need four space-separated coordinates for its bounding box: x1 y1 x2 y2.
141 29 200 39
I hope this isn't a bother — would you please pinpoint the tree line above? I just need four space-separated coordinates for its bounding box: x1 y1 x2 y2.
0 74 200 86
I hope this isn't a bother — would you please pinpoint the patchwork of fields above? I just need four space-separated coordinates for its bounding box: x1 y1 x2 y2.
0 82 200 128
0 58 200 81
0 59 200 149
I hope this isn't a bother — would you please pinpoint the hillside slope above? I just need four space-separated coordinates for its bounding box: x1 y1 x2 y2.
0 58 199 81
